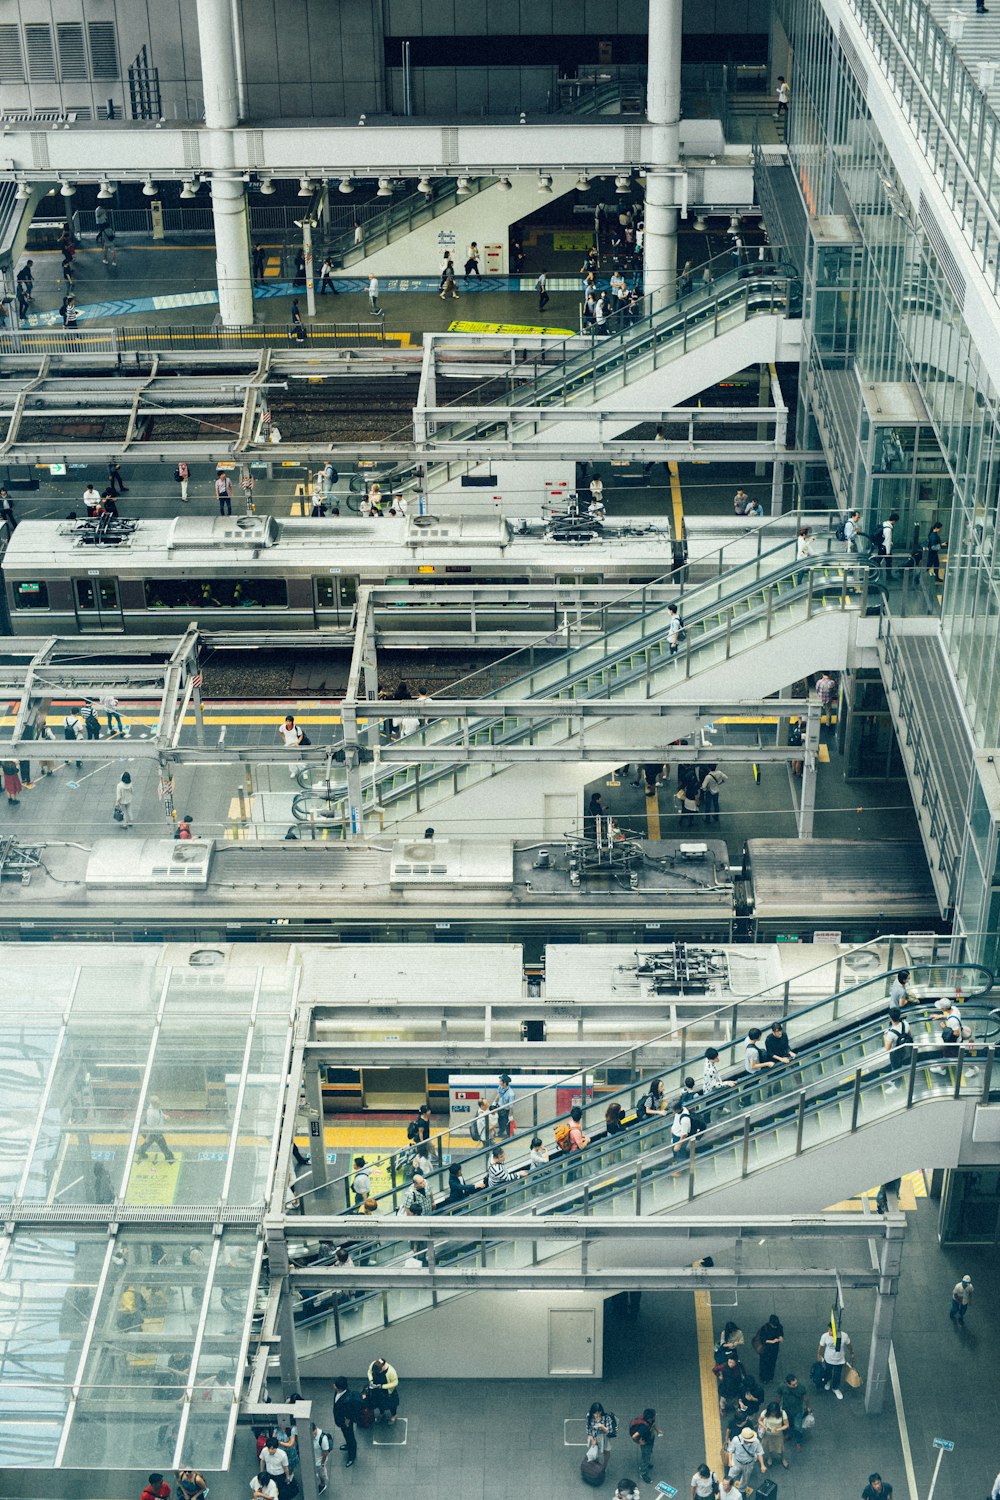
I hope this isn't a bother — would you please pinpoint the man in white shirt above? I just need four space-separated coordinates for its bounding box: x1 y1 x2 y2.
277 715 304 779
949 1274 973 1324
251 1478 279 1500
136 1095 175 1166
843 509 861 552
817 1324 851 1398
82 483 102 511
259 1437 290 1495
727 1428 766 1489
367 274 380 314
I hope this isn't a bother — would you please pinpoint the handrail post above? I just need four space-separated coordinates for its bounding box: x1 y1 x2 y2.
687 1137 696 1199
634 1158 642 1213
795 1092 806 1155
850 1068 863 1130
741 1116 750 1177
906 1047 918 1107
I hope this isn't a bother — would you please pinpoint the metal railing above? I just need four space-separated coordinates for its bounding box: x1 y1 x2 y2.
322 175 496 270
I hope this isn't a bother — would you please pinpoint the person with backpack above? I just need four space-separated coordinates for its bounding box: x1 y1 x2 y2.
883 1006 912 1090
691 1461 720 1500
351 1156 371 1205
699 765 728 825
63 707 84 769
312 1423 333 1493
671 1099 694 1163
332 1377 360 1467
629 1409 661 1484
666 603 683 656
469 1097 492 1148
410 1103 432 1144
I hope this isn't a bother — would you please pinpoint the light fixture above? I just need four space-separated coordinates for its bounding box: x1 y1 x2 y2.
141 176 157 196
376 177 393 197
297 176 315 197
258 176 275 195
358 114 367 125
456 176 471 196
537 174 552 193
575 173 590 192
519 112 527 125
97 179 115 199
59 178 75 197
180 179 199 198
14 180 30 201
338 177 354 194
693 213 707 232
497 175 512 191
614 173 631 194
417 176 432 195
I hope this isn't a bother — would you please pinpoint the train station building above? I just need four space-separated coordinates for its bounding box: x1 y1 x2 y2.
0 1 999 1499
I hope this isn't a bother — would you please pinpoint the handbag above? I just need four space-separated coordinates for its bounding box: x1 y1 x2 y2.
801 1411 816 1430
752 1333 763 1354
844 1363 863 1389
113 805 124 822
173 467 183 482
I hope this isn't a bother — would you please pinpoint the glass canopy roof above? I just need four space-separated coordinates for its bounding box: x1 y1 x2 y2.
0 949 295 1470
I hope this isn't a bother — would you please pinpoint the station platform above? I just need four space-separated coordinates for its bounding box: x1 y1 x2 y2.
0 1188 989 1500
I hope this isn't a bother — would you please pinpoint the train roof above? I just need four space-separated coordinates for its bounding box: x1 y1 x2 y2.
1 512 675 571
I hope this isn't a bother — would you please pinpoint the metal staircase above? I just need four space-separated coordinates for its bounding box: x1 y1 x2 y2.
325 176 497 271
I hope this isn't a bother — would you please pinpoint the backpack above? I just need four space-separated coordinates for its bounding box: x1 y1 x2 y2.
554 1120 572 1151
834 517 848 541
406 1119 421 1143
629 1416 649 1443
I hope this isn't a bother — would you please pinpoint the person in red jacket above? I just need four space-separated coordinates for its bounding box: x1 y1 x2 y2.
141 1476 170 1500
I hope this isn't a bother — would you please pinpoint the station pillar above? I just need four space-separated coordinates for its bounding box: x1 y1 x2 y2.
644 0 682 299
195 0 254 326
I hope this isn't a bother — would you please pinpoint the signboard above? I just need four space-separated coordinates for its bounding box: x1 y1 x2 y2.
932 1440 954 1451
813 930 842 944
484 241 504 274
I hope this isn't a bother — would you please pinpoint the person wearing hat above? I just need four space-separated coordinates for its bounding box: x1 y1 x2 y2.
949 1274 974 1323
492 1071 516 1139
726 1426 765 1491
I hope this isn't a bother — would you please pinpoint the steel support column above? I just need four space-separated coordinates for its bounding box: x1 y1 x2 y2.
304 1056 329 1192
644 0 683 297
196 0 253 326
864 1215 904 1414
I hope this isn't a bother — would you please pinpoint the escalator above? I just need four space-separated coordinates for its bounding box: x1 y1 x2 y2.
289 962 995 1353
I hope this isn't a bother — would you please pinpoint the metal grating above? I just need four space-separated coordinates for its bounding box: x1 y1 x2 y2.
0 1200 265 1224
29 130 50 170
441 126 459 165
0 24 24 83
24 23 56 82
182 128 201 168
623 123 641 159
839 22 869 95
56 21 86 80
920 192 967 308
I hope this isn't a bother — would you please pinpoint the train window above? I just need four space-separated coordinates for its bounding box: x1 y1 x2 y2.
315 576 357 608
556 574 602 584
76 579 120 610
13 581 49 609
144 578 288 608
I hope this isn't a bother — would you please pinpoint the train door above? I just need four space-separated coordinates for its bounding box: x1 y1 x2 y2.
314 573 357 625
74 576 124 630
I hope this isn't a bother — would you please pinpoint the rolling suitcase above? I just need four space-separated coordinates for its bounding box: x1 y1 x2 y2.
756 1478 778 1500
580 1457 606 1487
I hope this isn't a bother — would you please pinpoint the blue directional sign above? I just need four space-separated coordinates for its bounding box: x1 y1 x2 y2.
932 1439 954 1451
656 1486 678 1496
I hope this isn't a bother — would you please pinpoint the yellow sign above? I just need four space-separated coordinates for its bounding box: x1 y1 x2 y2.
448 320 575 337
554 230 592 251
124 1155 182 1207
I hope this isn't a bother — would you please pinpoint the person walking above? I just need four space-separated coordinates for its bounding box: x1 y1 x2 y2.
101 692 125 736
862 1475 893 1500
318 257 338 295
176 814 195 839
215 471 233 516
367 274 381 314
878 511 900 577
754 1314 784 1384
818 1321 851 1398
949 1274 973 1324
780 1373 811 1449
774 76 790 120
278 714 306 778
759 1400 789 1468
99 221 118 267
290 298 306 342
843 509 861 553
311 1426 333 1494
2 760 22 806
587 1401 614 1473
108 460 127 494
700 765 727 825
463 242 480 281
114 770 134 827
176 461 190 501
365 1356 399 1423
925 521 946 583
975 0 989 14
16 260 34 307
727 1427 766 1492
62 707 83 768
258 1436 291 1497
440 258 459 300
536 269 549 311
629 1409 661 1484
332 1377 358 1467
250 1476 278 1500
136 1095 175 1165
691 1463 720 1500
816 671 837 725
35 711 56 778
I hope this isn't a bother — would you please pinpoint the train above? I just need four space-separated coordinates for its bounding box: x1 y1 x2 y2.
1 511 810 636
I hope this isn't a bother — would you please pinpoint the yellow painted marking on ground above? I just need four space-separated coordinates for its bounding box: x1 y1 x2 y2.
0 713 348 727
667 460 684 543
818 743 830 763
264 256 282 278
294 480 314 497
448 319 575 336
695 1289 724 1468
646 788 661 840
826 1177 919 1212
123 1155 182 1207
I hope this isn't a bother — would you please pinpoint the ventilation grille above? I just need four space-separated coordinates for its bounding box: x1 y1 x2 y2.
0 24 24 83
88 20 119 79
920 192 967 308
839 22 869 95
623 123 641 159
441 126 459 166
57 22 86 80
24 23 56 82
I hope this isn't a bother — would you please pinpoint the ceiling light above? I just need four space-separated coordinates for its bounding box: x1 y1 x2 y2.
141 176 157 196
338 177 354 194
258 177 275 195
376 177 393 197
614 174 631 194
97 179 115 199
180 179 199 198
537 174 552 193
693 213 707 232
14 181 30 201
59 178 75 197
456 176 471 196
497 175 512 191
576 173 590 191
417 176 432 195
297 177 315 197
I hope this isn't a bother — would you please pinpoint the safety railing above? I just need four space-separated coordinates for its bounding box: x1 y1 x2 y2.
114 321 386 351
291 985 996 1347
293 939 963 1214
336 539 864 830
